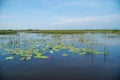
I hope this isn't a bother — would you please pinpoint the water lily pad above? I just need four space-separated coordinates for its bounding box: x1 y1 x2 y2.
34 55 49 59
79 52 86 55
20 57 27 61
39 56 49 59
46 43 52 47
62 54 68 56
5 56 14 60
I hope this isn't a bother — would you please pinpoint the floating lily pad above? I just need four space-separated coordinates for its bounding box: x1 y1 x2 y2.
34 55 49 59
79 52 86 55
20 57 27 61
5 56 14 60
62 54 68 56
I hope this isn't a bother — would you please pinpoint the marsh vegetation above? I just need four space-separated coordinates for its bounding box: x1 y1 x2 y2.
0 30 120 34
0 30 17 34
25 29 120 34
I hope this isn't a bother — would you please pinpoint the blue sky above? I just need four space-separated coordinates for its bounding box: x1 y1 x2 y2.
0 0 120 30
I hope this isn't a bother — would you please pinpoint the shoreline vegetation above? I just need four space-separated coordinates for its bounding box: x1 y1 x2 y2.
0 30 17 34
0 29 120 34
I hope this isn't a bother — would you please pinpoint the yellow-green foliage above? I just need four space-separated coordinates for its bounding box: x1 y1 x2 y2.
62 54 68 56
5 56 14 60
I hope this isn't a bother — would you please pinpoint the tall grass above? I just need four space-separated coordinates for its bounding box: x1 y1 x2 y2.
0 30 17 34
25 30 120 34
0 29 120 34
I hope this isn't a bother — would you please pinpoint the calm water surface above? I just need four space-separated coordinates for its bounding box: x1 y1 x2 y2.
0 32 120 80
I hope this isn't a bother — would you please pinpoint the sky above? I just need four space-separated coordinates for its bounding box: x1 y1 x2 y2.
0 0 120 30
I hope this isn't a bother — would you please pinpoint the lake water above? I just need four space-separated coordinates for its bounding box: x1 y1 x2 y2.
0 32 120 80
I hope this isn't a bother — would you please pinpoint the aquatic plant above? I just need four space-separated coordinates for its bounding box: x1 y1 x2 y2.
5 56 14 60
0 32 108 61
52 43 67 51
62 54 68 56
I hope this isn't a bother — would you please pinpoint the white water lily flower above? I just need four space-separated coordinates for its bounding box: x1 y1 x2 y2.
50 50 53 54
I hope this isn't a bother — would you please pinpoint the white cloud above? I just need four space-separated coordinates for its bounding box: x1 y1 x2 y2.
0 14 120 29
48 14 120 29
